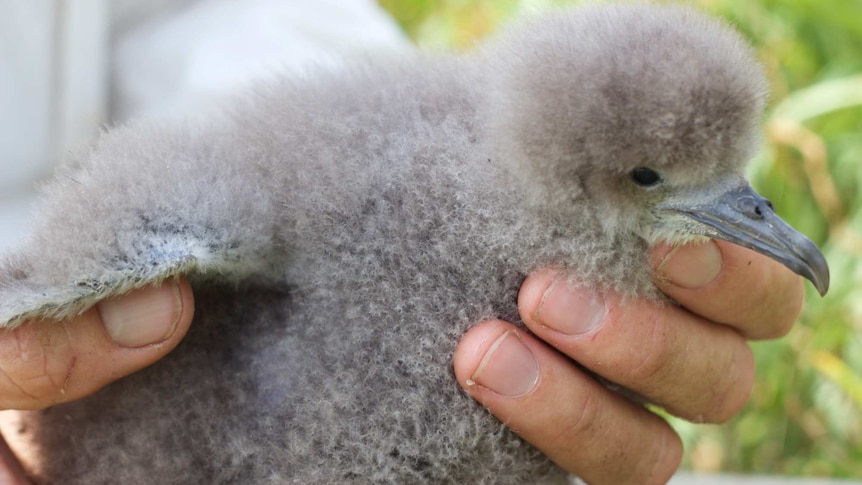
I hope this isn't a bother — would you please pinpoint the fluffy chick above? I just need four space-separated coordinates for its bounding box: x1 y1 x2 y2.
0 3 827 484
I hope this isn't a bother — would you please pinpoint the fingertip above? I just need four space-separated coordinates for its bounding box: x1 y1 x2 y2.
517 269 559 321
652 240 723 290
99 277 194 349
453 319 515 391
66 277 195 401
95 277 195 382
647 423 684 485
651 240 805 337
172 277 195 342
0 278 196 410
456 319 684 485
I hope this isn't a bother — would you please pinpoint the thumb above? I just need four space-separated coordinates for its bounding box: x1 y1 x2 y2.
0 278 194 410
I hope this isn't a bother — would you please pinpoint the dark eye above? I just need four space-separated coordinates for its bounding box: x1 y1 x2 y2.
630 167 662 187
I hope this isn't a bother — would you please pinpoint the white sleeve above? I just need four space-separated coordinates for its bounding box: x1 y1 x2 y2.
0 0 409 252
0 0 109 250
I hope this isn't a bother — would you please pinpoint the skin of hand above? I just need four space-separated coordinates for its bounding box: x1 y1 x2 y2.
0 240 803 483
454 239 804 485
0 278 195 411
0 278 195 483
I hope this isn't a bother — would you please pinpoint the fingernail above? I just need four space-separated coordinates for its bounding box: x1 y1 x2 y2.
534 279 607 335
655 241 722 289
99 281 182 348
469 330 539 397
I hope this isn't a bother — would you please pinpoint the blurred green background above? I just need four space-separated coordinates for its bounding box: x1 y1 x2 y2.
378 0 862 479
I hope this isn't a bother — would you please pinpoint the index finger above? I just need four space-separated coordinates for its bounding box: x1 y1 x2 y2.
652 240 805 340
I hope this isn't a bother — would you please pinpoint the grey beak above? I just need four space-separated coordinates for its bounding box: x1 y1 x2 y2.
665 184 829 296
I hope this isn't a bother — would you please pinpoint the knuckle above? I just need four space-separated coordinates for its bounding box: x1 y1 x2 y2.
0 323 76 409
610 305 754 424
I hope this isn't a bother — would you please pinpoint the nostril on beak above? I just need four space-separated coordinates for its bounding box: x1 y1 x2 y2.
754 198 774 218
736 191 774 220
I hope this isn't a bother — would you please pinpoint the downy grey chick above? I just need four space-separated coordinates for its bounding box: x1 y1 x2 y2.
0 3 828 484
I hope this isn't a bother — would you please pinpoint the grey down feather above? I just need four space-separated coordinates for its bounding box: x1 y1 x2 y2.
0 3 828 484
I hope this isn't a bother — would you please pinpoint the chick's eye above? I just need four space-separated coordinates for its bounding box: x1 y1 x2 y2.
630 167 662 187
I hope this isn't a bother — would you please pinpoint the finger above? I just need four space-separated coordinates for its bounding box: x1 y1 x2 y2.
0 278 194 410
652 240 804 339
519 270 754 423
454 320 682 485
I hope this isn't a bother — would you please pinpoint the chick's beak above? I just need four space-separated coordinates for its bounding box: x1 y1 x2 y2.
663 183 829 296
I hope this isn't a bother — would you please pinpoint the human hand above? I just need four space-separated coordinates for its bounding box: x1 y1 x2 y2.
454 240 804 485
0 278 195 482
0 242 804 483
0 278 195 410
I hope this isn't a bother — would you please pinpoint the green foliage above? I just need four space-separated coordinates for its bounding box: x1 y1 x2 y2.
379 0 862 478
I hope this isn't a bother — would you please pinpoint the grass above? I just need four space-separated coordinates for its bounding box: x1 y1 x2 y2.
378 0 862 478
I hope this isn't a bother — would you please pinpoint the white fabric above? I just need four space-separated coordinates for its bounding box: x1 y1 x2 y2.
113 0 410 119
0 0 108 250
0 0 409 251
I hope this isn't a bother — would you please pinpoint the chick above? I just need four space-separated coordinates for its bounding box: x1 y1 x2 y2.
0 3 827 484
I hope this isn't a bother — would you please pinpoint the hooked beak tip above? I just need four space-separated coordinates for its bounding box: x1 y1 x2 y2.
666 183 830 297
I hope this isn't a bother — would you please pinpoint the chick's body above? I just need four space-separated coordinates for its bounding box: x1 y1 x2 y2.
2 4 812 484
28 59 579 484
30 53 601 485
